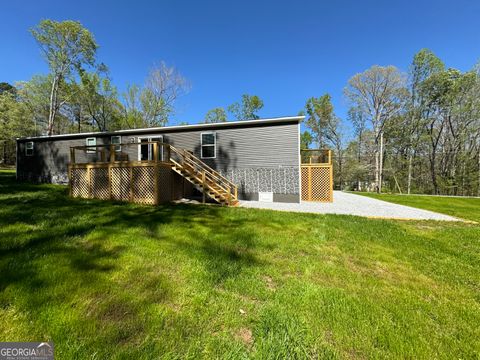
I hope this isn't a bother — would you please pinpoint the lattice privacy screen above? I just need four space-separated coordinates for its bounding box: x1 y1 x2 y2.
111 167 130 201
132 166 156 204
69 164 174 205
91 168 110 200
71 168 89 198
301 165 333 202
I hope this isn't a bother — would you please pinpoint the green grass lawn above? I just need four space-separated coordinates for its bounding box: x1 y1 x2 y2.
1 169 479 359
356 192 480 223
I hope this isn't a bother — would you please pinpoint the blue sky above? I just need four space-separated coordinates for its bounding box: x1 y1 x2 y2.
1 0 479 131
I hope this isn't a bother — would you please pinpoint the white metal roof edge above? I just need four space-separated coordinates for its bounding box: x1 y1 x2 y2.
17 116 305 141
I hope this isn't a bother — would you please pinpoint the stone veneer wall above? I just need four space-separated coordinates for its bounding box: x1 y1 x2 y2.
219 167 300 202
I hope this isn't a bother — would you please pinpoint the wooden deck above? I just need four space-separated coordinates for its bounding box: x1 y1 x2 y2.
68 142 239 206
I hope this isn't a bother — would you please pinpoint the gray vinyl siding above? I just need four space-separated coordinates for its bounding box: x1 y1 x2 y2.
17 137 110 183
164 123 298 171
17 120 299 176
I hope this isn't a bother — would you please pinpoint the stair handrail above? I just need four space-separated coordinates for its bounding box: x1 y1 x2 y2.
169 145 238 201
178 148 237 190
175 150 235 198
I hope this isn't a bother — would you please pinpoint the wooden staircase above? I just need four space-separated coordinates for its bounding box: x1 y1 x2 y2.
169 145 238 206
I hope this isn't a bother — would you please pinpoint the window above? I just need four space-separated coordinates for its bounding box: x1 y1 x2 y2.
86 137 96 154
111 136 121 152
25 142 34 156
201 132 216 159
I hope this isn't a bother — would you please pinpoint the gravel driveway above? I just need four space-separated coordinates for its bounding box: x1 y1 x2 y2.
240 191 460 221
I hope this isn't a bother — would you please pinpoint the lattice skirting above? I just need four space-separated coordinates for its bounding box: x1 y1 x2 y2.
71 168 89 198
69 165 174 205
301 165 333 202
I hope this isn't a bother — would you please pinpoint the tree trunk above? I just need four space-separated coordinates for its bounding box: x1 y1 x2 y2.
378 131 384 193
374 129 380 193
47 75 59 136
337 148 343 190
430 152 438 195
357 131 362 191
1 141 5 165
374 147 379 193
407 151 413 195
478 149 480 197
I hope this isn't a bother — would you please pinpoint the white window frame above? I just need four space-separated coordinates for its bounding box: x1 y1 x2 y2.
137 136 163 161
111 136 121 152
200 132 216 159
86 137 96 154
25 142 34 156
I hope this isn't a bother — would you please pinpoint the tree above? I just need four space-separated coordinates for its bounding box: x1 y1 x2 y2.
348 107 367 190
300 131 313 149
304 94 335 148
204 107 227 123
17 75 55 135
121 85 144 129
228 94 263 120
79 66 122 132
405 49 445 193
30 20 98 135
0 91 34 163
345 65 407 193
0 82 16 96
140 62 190 127
303 93 346 188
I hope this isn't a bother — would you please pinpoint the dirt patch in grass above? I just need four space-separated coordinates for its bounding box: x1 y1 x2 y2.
263 275 276 291
235 327 253 347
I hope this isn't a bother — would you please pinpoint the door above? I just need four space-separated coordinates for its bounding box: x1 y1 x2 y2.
138 136 163 161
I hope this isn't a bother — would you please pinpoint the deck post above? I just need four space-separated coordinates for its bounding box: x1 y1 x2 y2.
68 165 72 197
202 170 206 203
108 164 112 201
110 145 115 163
329 162 334 202
308 166 312 201
129 166 134 202
154 164 159 205
70 148 75 164
153 142 158 163
87 165 92 198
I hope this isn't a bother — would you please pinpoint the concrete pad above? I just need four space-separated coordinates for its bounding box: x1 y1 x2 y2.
239 191 460 221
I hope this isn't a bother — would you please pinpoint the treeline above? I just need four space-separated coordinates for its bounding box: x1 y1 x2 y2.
2 20 479 196
0 20 264 164
302 49 480 196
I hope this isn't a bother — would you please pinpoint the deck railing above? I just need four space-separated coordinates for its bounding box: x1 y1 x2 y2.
300 149 332 165
69 141 171 165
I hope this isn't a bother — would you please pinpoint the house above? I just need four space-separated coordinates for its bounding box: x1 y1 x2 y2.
17 116 312 204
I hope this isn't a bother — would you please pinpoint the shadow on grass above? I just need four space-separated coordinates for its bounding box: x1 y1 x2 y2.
0 171 265 345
